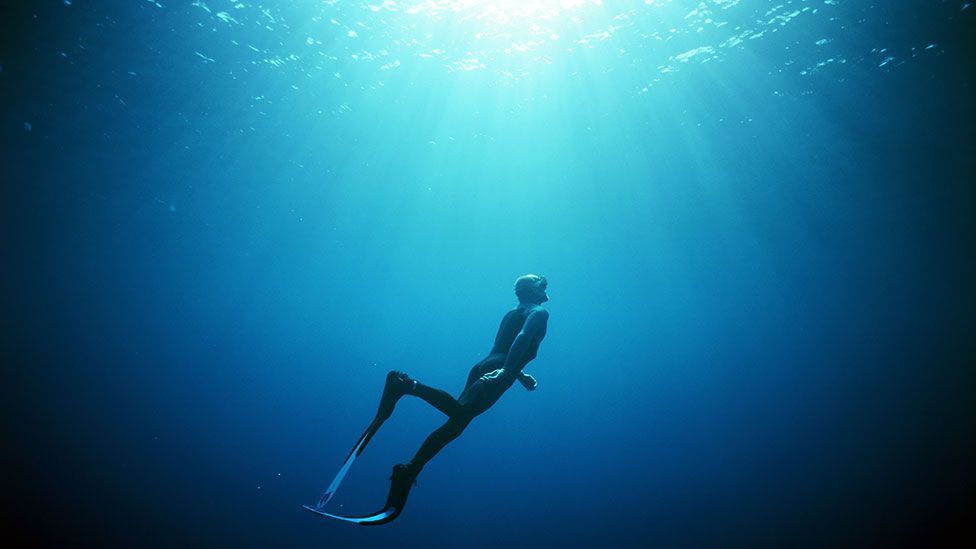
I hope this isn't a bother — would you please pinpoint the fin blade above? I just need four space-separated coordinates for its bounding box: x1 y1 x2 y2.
303 504 400 525
315 417 382 508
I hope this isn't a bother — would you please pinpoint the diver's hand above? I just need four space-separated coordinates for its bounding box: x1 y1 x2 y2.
518 374 538 391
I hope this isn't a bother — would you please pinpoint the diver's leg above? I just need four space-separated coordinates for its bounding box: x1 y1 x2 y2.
408 382 462 417
402 377 501 474
386 382 493 507
405 415 473 473
384 415 471 514
378 370 463 419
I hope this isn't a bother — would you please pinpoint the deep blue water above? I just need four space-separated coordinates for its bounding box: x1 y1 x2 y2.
3 1 974 547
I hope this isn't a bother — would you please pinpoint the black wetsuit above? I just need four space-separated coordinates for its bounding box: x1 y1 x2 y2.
405 306 545 472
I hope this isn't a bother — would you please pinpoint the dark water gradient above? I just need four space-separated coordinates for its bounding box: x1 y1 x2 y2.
3 1 974 547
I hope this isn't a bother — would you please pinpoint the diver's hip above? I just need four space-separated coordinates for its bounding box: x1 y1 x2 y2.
458 375 513 414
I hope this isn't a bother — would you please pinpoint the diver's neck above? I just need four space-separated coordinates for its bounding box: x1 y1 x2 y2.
517 301 542 309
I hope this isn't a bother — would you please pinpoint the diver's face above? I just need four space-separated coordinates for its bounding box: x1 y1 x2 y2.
533 277 549 303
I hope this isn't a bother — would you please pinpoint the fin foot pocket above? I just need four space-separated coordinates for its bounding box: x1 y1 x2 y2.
376 370 416 421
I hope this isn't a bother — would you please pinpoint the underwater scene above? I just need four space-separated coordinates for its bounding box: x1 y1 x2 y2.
3 0 974 547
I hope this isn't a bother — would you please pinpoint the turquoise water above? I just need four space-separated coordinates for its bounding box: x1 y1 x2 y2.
4 1 974 546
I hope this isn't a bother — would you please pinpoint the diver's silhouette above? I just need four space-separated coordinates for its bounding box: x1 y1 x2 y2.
307 274 550 525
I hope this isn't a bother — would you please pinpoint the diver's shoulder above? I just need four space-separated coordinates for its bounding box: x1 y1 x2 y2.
523 305 549 318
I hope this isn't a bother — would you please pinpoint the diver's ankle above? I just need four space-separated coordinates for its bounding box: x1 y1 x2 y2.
402 461 421 476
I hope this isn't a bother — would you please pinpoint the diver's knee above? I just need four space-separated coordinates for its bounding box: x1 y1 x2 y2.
445 417 470 438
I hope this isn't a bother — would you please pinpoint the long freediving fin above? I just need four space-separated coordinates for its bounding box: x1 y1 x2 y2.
305 462 417 526
302 503 400 526
308 371 414 514
313 416 383 508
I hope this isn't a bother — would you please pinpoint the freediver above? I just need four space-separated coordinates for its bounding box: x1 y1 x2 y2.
375 274 550 517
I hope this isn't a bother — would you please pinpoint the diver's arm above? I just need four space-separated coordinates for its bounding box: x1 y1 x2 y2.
496 310 549 383
505 315 537 388
518 372 538 391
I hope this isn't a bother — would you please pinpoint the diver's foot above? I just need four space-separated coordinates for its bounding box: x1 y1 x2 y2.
376 370 417 420
385 462 420 510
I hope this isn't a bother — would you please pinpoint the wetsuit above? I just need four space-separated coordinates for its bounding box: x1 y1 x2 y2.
404 305 546 472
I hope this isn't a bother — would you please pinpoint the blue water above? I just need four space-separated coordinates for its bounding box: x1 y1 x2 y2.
3 1 974 546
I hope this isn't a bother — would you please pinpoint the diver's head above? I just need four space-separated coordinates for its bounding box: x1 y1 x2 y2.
515 274 548 304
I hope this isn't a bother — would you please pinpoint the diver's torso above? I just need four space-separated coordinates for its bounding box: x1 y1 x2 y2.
460 306 547 413
486 306 544 362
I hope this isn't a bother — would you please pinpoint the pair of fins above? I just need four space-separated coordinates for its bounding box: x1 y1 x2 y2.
303 372 418 526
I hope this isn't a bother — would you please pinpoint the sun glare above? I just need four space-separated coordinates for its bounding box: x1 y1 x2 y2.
389 0 604 63
404 0 601 24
